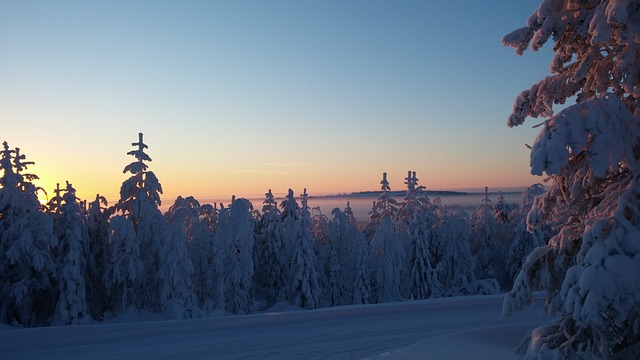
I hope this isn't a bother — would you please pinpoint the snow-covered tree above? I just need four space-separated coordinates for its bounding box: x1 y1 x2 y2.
157 221 200 319
0 143 57 326
505 184 549 282
219 198 254 314
369 215 404 303
289 189 321 309
495 191 516 222
433 209 476 296
363 172 399 242
311 206 332 307
502 2 640 357
311 206 330 246
280 188 300 264
470 188 504 287
197 203 224 313
329 204 359 306
115 133 166 311
211 203 230 311
52 181 90 325
254 189 287 308
398 171 442 300
324 244 342 307
104 215 142 312
362 172 404 303
165 196 218 314
352 231 371 305
86 194 112 318
46 183 64 216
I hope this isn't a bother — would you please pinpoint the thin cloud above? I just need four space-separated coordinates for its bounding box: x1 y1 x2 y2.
261 162 310 167
230 169 285 174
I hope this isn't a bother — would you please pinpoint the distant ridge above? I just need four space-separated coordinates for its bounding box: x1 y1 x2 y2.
311 190 469 198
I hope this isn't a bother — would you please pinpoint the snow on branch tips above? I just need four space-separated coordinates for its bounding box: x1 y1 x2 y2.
529 95 639 177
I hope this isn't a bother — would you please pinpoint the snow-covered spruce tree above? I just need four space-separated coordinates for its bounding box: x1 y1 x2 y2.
280 188 300 265
254 189 287 308
311 206 330 246
0 143 57 326
210 203 230 311
289 189 321 309
323 239 342 308
493 191 516 224
157 221 200 319
352 231 371 305
86 194 112 318
505 184 549 283
218 197 255 314
502 2 640 358
52 181 90 325
104 215 142 312
198 203 223 313
310 205 332 305
369 215 404 303
165 196 220 314
322 208 346 307
397 171 442 300
306 206 329 307
433 209 476 296
363 172 399 242
470 188 504 290
114 133 166 312
492 191 519 289
46 183 64 217
324 204 359 306
365 172 403 303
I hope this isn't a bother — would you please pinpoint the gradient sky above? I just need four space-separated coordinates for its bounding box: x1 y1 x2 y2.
1 1 553 204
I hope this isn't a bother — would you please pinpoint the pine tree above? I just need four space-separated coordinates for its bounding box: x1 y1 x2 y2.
115 133 166 312
0 143 57 326
502 2 640 357
52 181 90 325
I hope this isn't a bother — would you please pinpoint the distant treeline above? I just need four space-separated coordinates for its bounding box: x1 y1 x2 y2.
315 190 470 198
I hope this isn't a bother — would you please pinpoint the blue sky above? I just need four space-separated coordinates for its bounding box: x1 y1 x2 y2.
0 1 552 202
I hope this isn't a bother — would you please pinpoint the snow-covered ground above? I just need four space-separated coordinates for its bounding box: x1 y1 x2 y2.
0 293 551 359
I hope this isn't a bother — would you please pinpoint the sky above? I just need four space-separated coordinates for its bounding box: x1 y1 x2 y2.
0 1 554 204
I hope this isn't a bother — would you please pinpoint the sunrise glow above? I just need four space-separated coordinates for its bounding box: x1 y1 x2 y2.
2 1 546 207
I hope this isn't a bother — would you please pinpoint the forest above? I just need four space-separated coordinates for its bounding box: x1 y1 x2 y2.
4 1 640 358
0 133 546 327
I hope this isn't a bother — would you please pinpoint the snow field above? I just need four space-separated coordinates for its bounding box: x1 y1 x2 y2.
0 293 550 359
